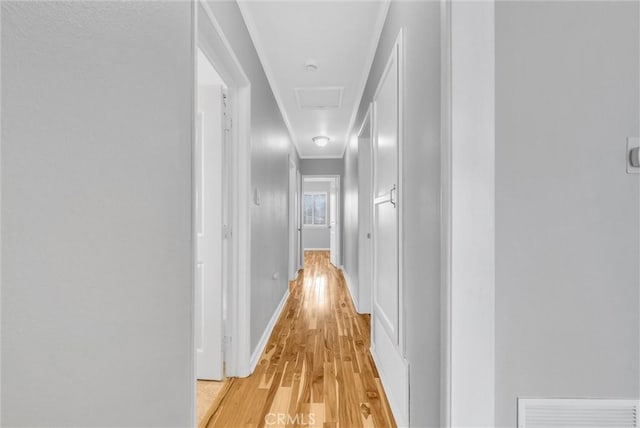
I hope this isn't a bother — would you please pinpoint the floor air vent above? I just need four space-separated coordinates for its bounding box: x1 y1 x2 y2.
518 399 639 428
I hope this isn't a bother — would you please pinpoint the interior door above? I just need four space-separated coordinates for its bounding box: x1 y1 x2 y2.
371 37 408 425
373 50 399 346
195 78 224 381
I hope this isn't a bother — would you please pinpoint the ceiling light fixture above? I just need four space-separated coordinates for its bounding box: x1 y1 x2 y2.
313 136 330 147
305 59 318 72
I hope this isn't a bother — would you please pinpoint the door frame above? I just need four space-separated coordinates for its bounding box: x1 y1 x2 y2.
440 1 496 426
288 156 299 281
301 175 341 265
192 1 253 423
356 103 374 314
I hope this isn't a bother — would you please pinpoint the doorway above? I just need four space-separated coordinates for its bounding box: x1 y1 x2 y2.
357 105 373 314
195 47 227 381
193 1 253 425
288 156 301 281
301 175 341 266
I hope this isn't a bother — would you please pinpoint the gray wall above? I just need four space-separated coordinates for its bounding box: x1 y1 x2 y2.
300 158 343 176
1 1 300 424
1 2 193 425
302 181 331 249
495 2 640 426
206 1 299 353
345 2 442 426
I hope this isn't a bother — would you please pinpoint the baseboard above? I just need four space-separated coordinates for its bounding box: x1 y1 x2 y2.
249 288 290 372
340 267 360 313
303 248 330 251
370 318 410 427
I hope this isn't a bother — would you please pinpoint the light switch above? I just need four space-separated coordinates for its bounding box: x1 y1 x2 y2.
631 147 640 167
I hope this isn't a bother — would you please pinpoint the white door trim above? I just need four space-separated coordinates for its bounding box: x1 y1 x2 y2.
288 156 298 281
356 103 373 314
440 1 495 426
193 4 253 423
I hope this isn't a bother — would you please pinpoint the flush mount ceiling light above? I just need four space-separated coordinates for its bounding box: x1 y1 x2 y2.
304 59 318 72
312 136 330 147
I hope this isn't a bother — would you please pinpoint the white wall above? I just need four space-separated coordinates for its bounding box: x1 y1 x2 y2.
1 2 193 425
205 1 300 354
344 2 442 426
495 2 640 426
302 181 331 249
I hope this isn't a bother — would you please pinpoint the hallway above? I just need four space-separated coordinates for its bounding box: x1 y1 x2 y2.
203 251 396 428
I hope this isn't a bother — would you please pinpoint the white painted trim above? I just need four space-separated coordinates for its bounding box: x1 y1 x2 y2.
189 4 197 425
446 1 495 426
370 342 409 428
288 155 298 281
250 290 290 372
298 154 344 160
196 0 253 382
357 103 373 138
341 0 391 158
340 267 360 313
440 1 453 427
356 103 374 316
303 247 330 251
236 1 300 159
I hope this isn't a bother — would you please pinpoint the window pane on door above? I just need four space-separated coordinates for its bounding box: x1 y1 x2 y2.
313 194 326 225
304 194 313 224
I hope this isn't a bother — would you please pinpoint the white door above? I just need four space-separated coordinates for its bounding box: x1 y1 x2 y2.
195 73 224 380
329 179 338 266
371 36 408 425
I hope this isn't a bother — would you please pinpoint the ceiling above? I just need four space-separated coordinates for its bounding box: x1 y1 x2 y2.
238 1 390 159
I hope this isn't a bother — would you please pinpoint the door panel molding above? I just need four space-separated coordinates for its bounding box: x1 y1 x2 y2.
370 28 408 427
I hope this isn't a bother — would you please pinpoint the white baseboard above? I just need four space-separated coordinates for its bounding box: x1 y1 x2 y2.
249 289 290 372
340 267 360 313
303 248 330 251
371 317 410 427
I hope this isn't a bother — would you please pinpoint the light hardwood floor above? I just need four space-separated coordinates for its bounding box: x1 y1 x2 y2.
197 380 228 427
203 250 396 428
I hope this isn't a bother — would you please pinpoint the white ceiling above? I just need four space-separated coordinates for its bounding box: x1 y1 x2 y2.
238 1 389 159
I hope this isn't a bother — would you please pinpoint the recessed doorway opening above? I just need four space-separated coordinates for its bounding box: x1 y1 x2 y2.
301 175 341 267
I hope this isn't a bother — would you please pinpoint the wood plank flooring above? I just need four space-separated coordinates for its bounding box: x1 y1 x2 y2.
197 379 232 427
204 251 396 428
